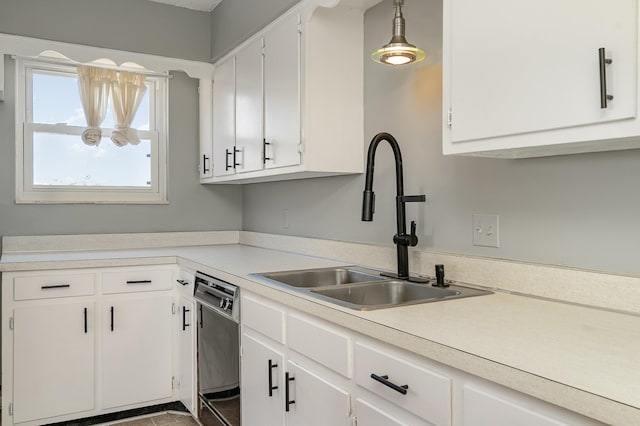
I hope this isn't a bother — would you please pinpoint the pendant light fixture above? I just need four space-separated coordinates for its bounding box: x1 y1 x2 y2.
371 0 425 66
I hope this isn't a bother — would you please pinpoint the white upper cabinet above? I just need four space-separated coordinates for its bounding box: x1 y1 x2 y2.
213 56 237 177
264 11 302 170
203 0 369 184
236 37 266 174
443 0 640 158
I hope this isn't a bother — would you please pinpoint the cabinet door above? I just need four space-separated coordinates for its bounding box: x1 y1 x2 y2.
241 332 285 426
355 398 424 426
264 11 301 169
447 0 637 144
236 37 265 174
179 297 197 415
462 385 602 426
286 360 351 426
213 56 237 177
102 296 173 409
199 79 214 179
13 302 94 423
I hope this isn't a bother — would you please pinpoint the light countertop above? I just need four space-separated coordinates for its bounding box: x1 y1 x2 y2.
2 243 639 424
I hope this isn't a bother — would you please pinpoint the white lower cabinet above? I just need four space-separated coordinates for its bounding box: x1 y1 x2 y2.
102 295 173 409
461 383 603 426
2 266 178 426
178 296 197 415
354 397 430 426
241 331 286 425
285 360 351 426
12 302 95 423
240 292 606 426
354 340 451 426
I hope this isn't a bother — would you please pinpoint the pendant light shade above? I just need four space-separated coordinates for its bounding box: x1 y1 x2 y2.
371 0 425 66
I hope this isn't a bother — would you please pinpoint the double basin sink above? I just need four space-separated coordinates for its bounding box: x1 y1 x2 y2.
254 266 490 310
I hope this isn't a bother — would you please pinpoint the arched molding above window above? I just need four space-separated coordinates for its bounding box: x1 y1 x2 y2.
0 32 214 100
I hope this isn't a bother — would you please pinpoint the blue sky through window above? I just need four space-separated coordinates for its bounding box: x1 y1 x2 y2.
31 71 152 187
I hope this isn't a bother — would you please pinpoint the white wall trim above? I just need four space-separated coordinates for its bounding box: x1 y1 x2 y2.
1 231 240 253
0 33 214 79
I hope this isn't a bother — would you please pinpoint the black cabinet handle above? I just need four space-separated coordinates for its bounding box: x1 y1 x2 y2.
263 138 272 163
176 279 189 286
285 372 295 412
268 359 278 397
225 149 232 171
110 306 114 332
126 280 151 285
182 306 190 331
41 284 70 290
202 154 210 173
83 307 88 334
370 373 409 395
599 47 614 108
199 304 203 328
233 147 241 168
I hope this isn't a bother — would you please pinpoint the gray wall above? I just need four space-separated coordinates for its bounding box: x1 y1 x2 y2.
210 0 299 61
0 0 243 237
241 0 640 277
0 0 211 61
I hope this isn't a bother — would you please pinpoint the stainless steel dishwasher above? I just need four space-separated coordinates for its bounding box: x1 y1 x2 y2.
194 271 240 426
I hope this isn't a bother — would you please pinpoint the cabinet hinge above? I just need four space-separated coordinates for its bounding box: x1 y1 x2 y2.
172 303 176 315
240 344 243 358
297 143 305 154
447 108 453 128
172 376 176 389
9 316 14 330
350 415 357 426
9 402 14 416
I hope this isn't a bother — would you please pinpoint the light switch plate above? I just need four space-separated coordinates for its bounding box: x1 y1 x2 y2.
473 214 499 247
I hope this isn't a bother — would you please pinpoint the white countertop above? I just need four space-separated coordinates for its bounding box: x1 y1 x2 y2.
2 243 639 424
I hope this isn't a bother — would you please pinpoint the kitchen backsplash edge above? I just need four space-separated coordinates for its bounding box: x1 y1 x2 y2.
2 230 638 314
240 231 640 315
1 230 241 253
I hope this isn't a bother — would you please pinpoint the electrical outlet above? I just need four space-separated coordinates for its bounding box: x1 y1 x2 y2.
473 214 499 247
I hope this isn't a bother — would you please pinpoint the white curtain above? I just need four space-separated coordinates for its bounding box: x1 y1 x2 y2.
110 71 147 147
77 65 115 146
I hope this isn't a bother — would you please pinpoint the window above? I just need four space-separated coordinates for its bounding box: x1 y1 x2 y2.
16 59 168 203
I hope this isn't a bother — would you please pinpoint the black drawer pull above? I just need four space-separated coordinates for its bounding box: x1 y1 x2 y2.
176 279 189 286
268 359 278 397
41 284 70 290
126 280 152 284
83 307 88 334
110 306 115 331
370 373 409 395
285 372 295 412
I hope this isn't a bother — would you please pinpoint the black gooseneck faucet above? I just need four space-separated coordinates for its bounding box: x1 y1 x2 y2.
362 132 427 281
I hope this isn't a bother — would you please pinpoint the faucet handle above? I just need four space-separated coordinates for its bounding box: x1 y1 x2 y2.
409 221 418 247
400 195 426 203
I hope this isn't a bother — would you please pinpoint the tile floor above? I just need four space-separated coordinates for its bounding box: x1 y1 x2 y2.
112 412 199 426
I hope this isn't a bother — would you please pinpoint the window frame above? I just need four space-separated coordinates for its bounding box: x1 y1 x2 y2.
15 58 168 204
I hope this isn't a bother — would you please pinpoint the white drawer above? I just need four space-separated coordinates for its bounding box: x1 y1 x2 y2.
14 272 95 301
101 267 173 294
241 294 285 344
288 312 352 378
355 397 431 426
355 341 451 426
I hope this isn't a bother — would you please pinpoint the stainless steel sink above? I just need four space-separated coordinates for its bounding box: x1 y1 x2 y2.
311 280 489 310
258 266 382 288
253 266 492 310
